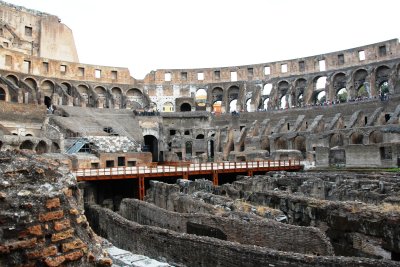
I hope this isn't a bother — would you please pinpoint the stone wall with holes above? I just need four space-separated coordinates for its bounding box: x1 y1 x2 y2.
85 136 140 153
0 150 111 266
85 203 398 267
119 198 333 255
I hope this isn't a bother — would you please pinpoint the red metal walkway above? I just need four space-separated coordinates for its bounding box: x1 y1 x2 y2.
73 160 303 200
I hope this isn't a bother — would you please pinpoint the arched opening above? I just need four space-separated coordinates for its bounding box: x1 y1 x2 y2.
212 87 223 103
229 99 238 112
246 98 252 112
185 141 192 158
263 98 270 110
315 76 327 90
144 135 158 162
35 140 48 154
293 136 306 157
6 75 18 86
195 89 207 110
376 65 390 92
20 140 34 150
77 85 90 105
44 96 52 109
278 81 289 109
275 137 288 150
61 82 72 96
0 140 2 150
180 103 191 112
126 88 144 109
196 134 204 139
25 134 32 137
0 88 5 101
280 96 287 109
369 131 383 144
353 69 368 99
41 80 54 105
24 78 37 90
212 100 222 113
51 142 60 153
329 133 344 147
111 87 122 108
315 91 326 105
350 132 364 144
337 88 348 103
163 102 174 112
94 86 107 108
263 83 272 95
295 78 306 107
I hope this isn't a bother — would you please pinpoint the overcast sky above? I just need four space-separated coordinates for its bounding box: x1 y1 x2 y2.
5 0 400 79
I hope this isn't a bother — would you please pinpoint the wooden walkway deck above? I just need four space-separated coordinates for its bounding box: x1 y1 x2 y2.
73 160 303 200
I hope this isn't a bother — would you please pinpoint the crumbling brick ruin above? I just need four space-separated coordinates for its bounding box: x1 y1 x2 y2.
1 1 400 266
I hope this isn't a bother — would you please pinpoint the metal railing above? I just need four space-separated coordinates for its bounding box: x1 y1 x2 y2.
73 159 302 178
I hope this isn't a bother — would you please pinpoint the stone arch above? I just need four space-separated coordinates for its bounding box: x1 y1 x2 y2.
369 130 383 144
212 87 223 113
6 74 19 86
227 85 240 111
51 142 60 153
61 82 73 96
275 137 288 150
332 72 346 102
329 133 344 148
350 132 364 145
35 140 48 154
20 140 35 150
111 87 123 109
278 80 290 109
180 102 191 112
24 77 37 90
41 80 55 107
353 69 368 98
126 88 144 109
94 86 107 108
195 88 207 110
294 78 306 107
162 102 174 112
77 84 90 106
376 65 391 94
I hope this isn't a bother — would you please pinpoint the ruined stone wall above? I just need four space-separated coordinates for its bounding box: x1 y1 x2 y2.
0 1 78 62
86 203 399 267
221 181 400 259
0 150 111 266
119 198 333 255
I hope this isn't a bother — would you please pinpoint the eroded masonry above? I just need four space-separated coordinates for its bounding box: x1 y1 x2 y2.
1 1 400 267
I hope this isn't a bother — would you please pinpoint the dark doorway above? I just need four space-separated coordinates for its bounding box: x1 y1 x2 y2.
0 88 5 101
118 157 125 166
180 103 191 112
44 96 51 108
208 140 214 159
106 160 115 168
144 135 158 162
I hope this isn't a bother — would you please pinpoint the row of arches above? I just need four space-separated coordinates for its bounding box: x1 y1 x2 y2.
0 73 148 110
189 64 398 113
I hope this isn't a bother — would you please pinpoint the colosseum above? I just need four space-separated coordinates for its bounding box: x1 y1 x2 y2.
0 1 400 266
